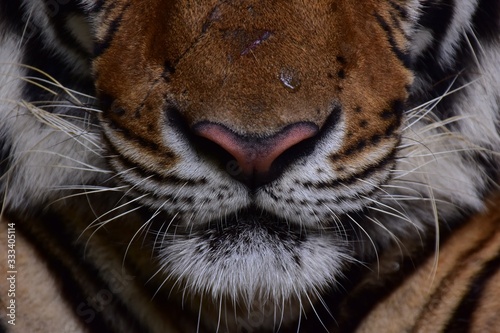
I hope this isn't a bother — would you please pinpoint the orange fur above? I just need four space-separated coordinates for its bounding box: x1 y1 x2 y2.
352 194 500 333
95 0 412 170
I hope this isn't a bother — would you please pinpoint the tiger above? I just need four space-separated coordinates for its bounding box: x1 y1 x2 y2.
1 0 500 332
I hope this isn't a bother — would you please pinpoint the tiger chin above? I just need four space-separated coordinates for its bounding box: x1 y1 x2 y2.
1 0 500 332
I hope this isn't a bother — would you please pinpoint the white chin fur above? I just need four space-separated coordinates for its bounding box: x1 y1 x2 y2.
157 220 352 305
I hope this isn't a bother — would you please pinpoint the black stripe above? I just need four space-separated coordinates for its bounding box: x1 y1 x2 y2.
105 121 163 152
388 10 405 38
409 1 481 125
104 122 177 160
93 2 130 57
316 146 397 189
495 95 500 139
470 152 500 202
0 138 12 179
265 176 384 211
9 211 150 333
417 0 456 55
118 179 186 204
443 250 500 332
21 31 94 109
408 0 499 131
411 225 500 331
114 155 205 187
387 0 409 20
1 0 94 110
104 135 204 187
40 0 82 11
90 0 106 13
40 0 91 58
374 12 411 68
472 0 500 43
411 0 456 89
297 223 439 333
0 1 25 36
301 207 476 333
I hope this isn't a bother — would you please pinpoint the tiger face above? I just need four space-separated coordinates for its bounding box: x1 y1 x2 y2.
91 0 413 305
7 0 500 331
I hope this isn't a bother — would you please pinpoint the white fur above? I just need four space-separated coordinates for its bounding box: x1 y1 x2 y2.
0 25 105 211
386 37 500 237
21 0 91 73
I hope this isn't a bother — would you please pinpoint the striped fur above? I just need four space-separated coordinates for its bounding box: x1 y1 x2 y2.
1 0 500 332
338 194 500 333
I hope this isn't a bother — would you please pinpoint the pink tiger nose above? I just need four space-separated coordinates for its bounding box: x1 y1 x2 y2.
194 122 318 186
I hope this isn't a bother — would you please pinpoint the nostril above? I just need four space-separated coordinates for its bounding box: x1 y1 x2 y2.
192 122 318 187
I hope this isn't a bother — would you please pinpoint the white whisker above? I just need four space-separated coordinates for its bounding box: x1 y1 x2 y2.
79 193 147 242
346 213 380 271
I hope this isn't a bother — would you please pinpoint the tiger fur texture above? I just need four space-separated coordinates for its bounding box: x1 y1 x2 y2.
1 0 500 332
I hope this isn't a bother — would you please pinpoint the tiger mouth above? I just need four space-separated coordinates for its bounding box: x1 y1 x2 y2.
150 204 354 303
198 207 310 239
150 205 344 242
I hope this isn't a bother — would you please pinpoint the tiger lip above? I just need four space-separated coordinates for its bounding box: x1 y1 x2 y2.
168 206 337 237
